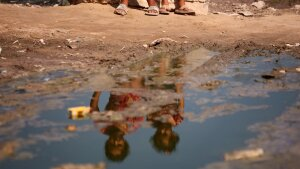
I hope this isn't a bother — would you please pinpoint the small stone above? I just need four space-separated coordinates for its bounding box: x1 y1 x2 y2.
143 44 148 48
251 1 266 10
295 5 300 9
67 44 78 49
279 69 286 74
296 67 300 72
39 39 46 45
238 11 254 17
268 7 277 12
1 57 6 60
0 47 2 55
17 49 27 53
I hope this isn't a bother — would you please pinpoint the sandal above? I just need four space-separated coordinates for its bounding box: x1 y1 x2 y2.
114 4 128 16
145 6 159 16
174 5 196 16
159 5 172 15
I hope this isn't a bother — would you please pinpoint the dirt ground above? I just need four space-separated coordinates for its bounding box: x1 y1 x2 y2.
0 1 300 85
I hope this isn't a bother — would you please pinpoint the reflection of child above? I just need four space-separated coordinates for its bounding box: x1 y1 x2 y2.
90 89 144 162
147 97 184 154
102 124 130 162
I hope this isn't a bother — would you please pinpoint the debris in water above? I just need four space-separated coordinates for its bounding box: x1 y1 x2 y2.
261 74 276 79
65 125 77 132
224 148 264 161
68 106 91 120
199 80 224 90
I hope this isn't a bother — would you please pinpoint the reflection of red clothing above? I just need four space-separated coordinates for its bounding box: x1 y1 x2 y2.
96 93 144 134
108 93 141 111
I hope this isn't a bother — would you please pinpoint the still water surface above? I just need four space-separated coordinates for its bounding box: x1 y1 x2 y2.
0 48 299 169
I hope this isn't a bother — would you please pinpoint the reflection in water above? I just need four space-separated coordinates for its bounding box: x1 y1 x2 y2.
2 49 299 169
88 85 184 160
82 55 187 161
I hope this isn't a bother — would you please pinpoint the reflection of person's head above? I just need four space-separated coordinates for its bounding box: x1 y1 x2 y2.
103 125 129 162
150 122 179 154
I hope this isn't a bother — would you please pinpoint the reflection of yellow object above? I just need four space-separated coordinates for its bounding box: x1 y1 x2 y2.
224 148 264 161
65 125 77 132
68 106 91 120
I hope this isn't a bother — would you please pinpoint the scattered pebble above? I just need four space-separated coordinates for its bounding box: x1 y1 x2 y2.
149 37 177 47
17 49 27 53
286 43 300 47
279 69 286 74
251 1 265 10
267 7 277 12
1 69 7 74
39 39 46 45
238 11 254 17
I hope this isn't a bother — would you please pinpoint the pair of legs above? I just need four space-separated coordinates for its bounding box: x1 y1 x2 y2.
114 0 195 16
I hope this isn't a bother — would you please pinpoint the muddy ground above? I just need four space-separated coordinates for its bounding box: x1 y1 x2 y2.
0 1 300 100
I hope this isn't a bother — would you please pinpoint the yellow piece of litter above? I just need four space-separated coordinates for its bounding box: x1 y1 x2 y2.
68 106 91 120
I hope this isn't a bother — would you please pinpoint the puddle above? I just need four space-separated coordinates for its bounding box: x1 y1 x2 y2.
0 48 299 169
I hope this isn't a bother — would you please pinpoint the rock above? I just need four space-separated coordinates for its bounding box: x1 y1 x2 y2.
0 47 2 55
185 2 209 15
296 67 300 72
238 11 254 17
267 7 277 12
251 1 266 10
286 43 300 47
39 39 46 45
295 5 300 9
149 38 177 47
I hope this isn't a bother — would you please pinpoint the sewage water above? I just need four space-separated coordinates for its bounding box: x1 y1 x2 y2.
0 48 300 169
